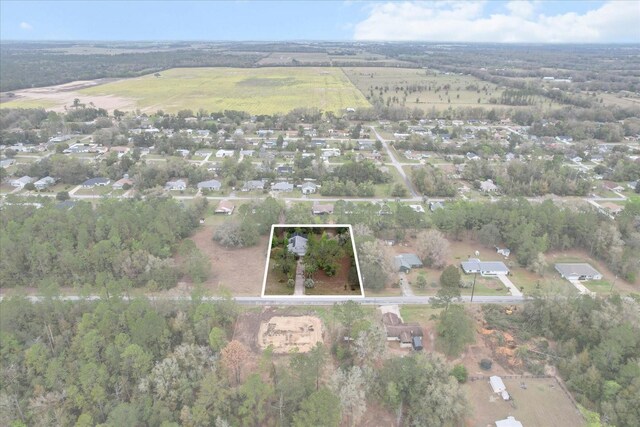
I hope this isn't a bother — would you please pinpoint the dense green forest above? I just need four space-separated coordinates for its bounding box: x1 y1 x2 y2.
0 43 261 92
483 295 640 427
0 198 208 290
0 298 468 426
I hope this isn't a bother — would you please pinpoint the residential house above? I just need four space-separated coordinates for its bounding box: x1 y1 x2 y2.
301 182 318 194
34 176 56 190
394 254 424 273
165 179 187 191
195 150 213 157
10 176 34 188
461 258 509 276
243 180 265 191
600 202 624 216
240 149 255 157
112 177 134 190
215 200 235 215
381 312 424 350
82 177 111 188
287 235 308 256
276 165 293 175
466 152 480 161
215 149 235 158
480 179 498 193
0 159 15 168
110 146 130 158
311 204 334 215
272 182 294 192
175 149 190 157
198 179 222 191
358 140 375 150
555 263 602 281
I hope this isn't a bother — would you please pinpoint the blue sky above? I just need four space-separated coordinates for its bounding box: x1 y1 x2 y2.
1 1 638 43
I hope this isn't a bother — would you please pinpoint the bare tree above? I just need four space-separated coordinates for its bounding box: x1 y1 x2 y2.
416 229 451 269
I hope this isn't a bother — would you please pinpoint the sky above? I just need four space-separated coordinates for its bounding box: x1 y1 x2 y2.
1 1 639 43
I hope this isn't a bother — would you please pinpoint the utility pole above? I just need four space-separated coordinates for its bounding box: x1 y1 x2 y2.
470 272 477 302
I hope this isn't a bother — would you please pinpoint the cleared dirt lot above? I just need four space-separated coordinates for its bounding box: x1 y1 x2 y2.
233 309 324 354
257 315 323 353
465 377 585 427
191 223 269 296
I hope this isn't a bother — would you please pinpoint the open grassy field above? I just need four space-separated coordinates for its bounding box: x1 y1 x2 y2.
465 377 585 427
343 67 558 111
79 67 370 114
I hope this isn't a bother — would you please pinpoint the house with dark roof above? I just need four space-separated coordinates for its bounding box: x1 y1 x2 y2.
82 177 111 188
394 254 424 273
311 204 334 215
381 312 424 349
243 180 265 191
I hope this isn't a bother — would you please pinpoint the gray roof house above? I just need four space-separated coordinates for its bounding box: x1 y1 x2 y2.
394 254 424 272
480 179 498 192
272 182 294 192
555 263 602 281
165 179 187 191
82 177 111 188
301 182 318 194
461 258 509 276
10 176 34 188
34 176 56 190
197 179 222 191
243 180 265 191
287 235 308 257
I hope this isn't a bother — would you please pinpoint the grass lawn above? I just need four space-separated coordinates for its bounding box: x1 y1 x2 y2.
584 279 614 295
74 186 113 196
400 305 443 323
1 98 57 109
79 67 371 115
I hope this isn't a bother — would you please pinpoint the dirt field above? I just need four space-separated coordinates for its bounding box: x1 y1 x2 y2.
465 377 585 427
1 78 135 112
191 223 268 296
257 315 323 353
233 309 324 353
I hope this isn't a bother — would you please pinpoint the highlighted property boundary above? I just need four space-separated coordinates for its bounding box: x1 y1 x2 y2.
261 224 365 298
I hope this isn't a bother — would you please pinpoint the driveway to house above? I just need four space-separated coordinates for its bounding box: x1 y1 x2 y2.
398 272 415 297
293 259 305 296
568 279 596 296
497 274 523 297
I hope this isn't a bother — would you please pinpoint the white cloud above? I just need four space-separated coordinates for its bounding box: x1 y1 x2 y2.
353 1 640 43
19 22 33 31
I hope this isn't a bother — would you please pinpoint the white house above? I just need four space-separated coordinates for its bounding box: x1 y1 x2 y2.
10 176 34 188
165 179 187 191
82 177 111 188
495 416 523 427
301 182 318 194
287 235 308 256
34 176 56 190
215 149 235 158
461 259 509 276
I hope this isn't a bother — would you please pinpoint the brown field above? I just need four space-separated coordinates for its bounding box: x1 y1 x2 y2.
257 315 323 353
465 377 585 427
190 222 268 296
0 78 135 112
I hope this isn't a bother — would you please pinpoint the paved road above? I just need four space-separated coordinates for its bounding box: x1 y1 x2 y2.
370 126 419 198
0 294 527 305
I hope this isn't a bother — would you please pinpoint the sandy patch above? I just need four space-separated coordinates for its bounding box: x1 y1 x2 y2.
257 315 323 353
1 78 136 112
